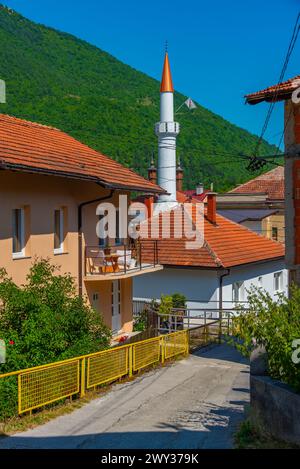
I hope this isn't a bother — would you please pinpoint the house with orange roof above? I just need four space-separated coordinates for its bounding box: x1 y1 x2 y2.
217 167 285 243
0 113 164 335
133 194 287 312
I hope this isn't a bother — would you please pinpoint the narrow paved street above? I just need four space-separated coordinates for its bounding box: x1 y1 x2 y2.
0 344 249 449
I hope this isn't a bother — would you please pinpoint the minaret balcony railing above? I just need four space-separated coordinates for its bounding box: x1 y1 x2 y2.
155 121 180 136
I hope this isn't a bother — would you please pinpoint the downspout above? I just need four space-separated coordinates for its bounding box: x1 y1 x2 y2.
218 268 230 311
218 269 230 340
78 187 114 297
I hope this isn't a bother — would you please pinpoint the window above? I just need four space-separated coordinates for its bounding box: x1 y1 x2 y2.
258 276 263 288
232 281 244 303
98 212 108 248
274 271 283 292
54 209 64 254
12 208 25 258
115 208 122 245
111 280 121 315
271 226 278 241
111 280 121 332
92 293 99 302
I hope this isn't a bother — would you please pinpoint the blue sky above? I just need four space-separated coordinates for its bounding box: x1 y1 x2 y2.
2 0 300 147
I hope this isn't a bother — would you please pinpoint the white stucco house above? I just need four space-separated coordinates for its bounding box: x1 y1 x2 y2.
134 195 288 314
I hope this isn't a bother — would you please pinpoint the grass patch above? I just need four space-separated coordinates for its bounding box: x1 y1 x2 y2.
235 417 300 449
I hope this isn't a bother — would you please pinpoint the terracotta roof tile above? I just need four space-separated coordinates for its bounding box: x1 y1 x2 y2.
140 204 284 268
245 75 300 104
181 189 209 202
229 167 284 200
0 114 164 193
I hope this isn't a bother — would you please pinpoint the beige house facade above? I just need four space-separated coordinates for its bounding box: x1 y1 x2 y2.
0 114 163 335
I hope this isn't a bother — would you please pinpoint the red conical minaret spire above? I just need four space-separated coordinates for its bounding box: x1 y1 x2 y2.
160 52 174 93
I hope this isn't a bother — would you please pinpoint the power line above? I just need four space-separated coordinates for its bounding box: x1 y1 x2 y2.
247 10 300 172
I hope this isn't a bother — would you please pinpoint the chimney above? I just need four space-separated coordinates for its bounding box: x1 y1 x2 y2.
176 159 184 191
148 156 157 185
196 183 204 196
144 196 154 219
206 192 217 224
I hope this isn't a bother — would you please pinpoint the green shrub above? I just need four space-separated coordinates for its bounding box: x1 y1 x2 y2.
0 259 111 419
171 293 187 310
133 309 149 332
232 285 300 392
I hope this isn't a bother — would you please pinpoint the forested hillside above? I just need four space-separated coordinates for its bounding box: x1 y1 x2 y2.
0 5 277 191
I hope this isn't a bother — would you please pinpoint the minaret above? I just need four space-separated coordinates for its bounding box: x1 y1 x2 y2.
155 50 180 211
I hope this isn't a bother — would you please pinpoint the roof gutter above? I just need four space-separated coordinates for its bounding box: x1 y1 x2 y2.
0 161 165 194
78 187 114 297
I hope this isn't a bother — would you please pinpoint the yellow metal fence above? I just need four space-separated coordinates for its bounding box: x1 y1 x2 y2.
0 330 189 416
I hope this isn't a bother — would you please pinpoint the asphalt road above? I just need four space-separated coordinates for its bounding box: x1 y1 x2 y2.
0 344 249 449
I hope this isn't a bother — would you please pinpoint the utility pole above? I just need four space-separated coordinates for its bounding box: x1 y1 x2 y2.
283 97 300 286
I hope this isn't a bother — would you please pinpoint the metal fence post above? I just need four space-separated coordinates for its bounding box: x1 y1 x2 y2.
161 337 165 364
129 345 133 378
185 331 189 355
80 358 86 398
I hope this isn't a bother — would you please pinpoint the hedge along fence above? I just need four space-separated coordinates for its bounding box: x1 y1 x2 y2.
0 330 189 417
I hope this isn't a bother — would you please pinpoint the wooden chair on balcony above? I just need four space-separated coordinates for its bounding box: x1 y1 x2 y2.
115 248 137 271
86 247 113 274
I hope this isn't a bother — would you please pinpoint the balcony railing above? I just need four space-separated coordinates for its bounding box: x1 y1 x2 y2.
85 240 159 277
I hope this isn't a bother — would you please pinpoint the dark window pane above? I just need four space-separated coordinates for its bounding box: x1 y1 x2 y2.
54 210 61 250
13 209 22 253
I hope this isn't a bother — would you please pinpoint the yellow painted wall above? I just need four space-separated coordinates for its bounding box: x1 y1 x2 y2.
262 214 285 243
0 170 132 333
85 278 133 332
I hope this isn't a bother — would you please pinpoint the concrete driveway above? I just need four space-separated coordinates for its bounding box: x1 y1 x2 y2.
0 344 249 449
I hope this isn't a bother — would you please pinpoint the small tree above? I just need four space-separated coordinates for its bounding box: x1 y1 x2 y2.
0 259 111 419
171 293 186 310
158 295 173 319
232 285 300 392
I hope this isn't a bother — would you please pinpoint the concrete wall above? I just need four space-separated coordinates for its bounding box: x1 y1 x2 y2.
133 267 219 311
133 260 288 312
222 259 288 309
241 220 262 235
250 375 300 445
0 170 133 332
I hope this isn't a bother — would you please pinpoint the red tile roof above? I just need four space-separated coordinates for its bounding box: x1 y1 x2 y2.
140 205 284 268
0 114 164 193
229 167 284 200
245 75 300 104
182 189 210 202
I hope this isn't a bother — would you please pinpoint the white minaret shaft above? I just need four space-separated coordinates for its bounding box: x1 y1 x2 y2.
155 52 180 207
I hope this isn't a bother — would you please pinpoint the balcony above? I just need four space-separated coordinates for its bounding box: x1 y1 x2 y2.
84 240 163 281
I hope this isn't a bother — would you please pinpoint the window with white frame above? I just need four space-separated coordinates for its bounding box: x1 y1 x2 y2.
232 281 244 303
274 271 283 292
54 209 64 254
258 276 263 288
12 208 25 258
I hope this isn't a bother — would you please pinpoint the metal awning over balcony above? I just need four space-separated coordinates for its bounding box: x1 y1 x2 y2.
84 241 163 281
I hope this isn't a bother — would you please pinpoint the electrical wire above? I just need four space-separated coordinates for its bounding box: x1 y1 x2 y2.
249 10 300 172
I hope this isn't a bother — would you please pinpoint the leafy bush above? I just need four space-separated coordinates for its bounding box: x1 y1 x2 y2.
0 259 111 419
133 309 149 332
158 295 173 319
171 293 187 310
232 285 300 392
